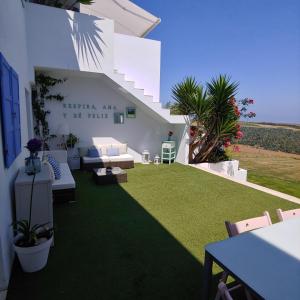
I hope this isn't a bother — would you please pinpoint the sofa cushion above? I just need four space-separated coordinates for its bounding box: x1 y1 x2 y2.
43 161 55 182
111 143 127 155
88 146 102 157
94 144 108 155
109 154 133 162
82 155 110 164
107 147 119 156
52 163 75 190
47 155 61 180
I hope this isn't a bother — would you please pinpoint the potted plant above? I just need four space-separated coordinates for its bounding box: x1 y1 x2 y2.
66 133 79 148
167 131 173 141
66 133 80 169
13 163 53 273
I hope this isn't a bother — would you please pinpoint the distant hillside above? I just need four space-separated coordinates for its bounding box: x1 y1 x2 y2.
240 123 300 154
241 121 300 131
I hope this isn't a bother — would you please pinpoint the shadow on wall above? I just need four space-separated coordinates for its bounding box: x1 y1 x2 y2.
28 3 108 75
71 12 106 70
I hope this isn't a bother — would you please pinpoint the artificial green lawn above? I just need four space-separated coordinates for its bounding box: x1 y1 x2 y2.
248 172 300 198
8 164 299 300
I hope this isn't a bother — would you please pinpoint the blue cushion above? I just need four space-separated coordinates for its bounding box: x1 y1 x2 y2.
107 147 119 156
47 155 61 180
88 147 102 158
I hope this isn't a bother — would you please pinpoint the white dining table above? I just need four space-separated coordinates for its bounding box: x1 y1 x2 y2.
202 217 300 299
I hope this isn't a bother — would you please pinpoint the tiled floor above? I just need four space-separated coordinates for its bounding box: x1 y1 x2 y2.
0 290 7 300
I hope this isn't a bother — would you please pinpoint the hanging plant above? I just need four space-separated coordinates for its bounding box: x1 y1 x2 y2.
32 73 66 149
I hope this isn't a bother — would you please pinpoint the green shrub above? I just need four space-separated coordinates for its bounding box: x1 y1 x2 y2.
240 126 300 154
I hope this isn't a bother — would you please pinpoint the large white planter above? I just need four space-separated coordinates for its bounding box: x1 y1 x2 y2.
14 236 53 273
199 160 247 181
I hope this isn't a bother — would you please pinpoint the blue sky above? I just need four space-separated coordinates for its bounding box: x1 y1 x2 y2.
133 0 300 123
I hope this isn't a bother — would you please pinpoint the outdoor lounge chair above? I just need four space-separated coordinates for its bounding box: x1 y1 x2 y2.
79 143 134 171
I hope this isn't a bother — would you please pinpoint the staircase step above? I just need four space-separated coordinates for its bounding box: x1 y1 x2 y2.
144 94 153 100
124 80 135 89
109 70 183 123
113 72 125 81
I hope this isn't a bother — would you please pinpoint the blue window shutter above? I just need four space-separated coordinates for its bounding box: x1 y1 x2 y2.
11 69 21 157
0 54 15 168
0 53 22 168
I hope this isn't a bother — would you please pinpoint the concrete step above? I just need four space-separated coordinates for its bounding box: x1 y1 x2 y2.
110 70 185 123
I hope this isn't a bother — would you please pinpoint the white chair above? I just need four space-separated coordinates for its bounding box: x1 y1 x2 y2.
276 208 300 221
216 282 234 300
216 211 272 300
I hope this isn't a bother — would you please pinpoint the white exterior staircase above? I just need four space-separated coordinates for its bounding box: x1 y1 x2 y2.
106 69 186 124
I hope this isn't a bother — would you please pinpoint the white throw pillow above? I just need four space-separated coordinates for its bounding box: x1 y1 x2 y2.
95 144 107 155
111 143 127 154
43 161 55 182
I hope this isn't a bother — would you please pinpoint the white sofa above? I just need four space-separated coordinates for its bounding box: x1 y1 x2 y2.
79 143 134 170
43 150 76 202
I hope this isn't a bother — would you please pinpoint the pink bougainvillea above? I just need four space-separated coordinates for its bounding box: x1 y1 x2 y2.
248 111 256 118
238 98 256 119
235 131 244 139
224 141 231 148
190 126 197 138
222 96 256 151
233 145 240 152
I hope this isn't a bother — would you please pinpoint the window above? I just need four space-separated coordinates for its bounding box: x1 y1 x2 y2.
126 107 136 118
114 112 124 124
0 53 21 168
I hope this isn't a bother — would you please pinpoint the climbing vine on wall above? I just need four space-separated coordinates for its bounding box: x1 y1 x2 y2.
32 73 66 147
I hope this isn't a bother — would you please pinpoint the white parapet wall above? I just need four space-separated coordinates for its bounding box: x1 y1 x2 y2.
199 160 247 181
25 3 115 79
114 33 161 102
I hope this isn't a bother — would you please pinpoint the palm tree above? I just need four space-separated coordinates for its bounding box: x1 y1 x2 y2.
172 75 239 163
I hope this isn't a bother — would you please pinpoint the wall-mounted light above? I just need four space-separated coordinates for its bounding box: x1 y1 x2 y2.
114 112 124 124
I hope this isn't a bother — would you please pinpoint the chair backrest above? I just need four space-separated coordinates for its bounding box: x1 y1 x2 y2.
276 208 300 221
218 282 234 300
225 211 272 237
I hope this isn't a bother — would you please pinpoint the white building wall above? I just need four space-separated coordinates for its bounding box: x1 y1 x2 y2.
114 33 161 102
173 123 189 165
0 0 31 289
45 73 176 162
25 3 115 78
0 0 188 290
